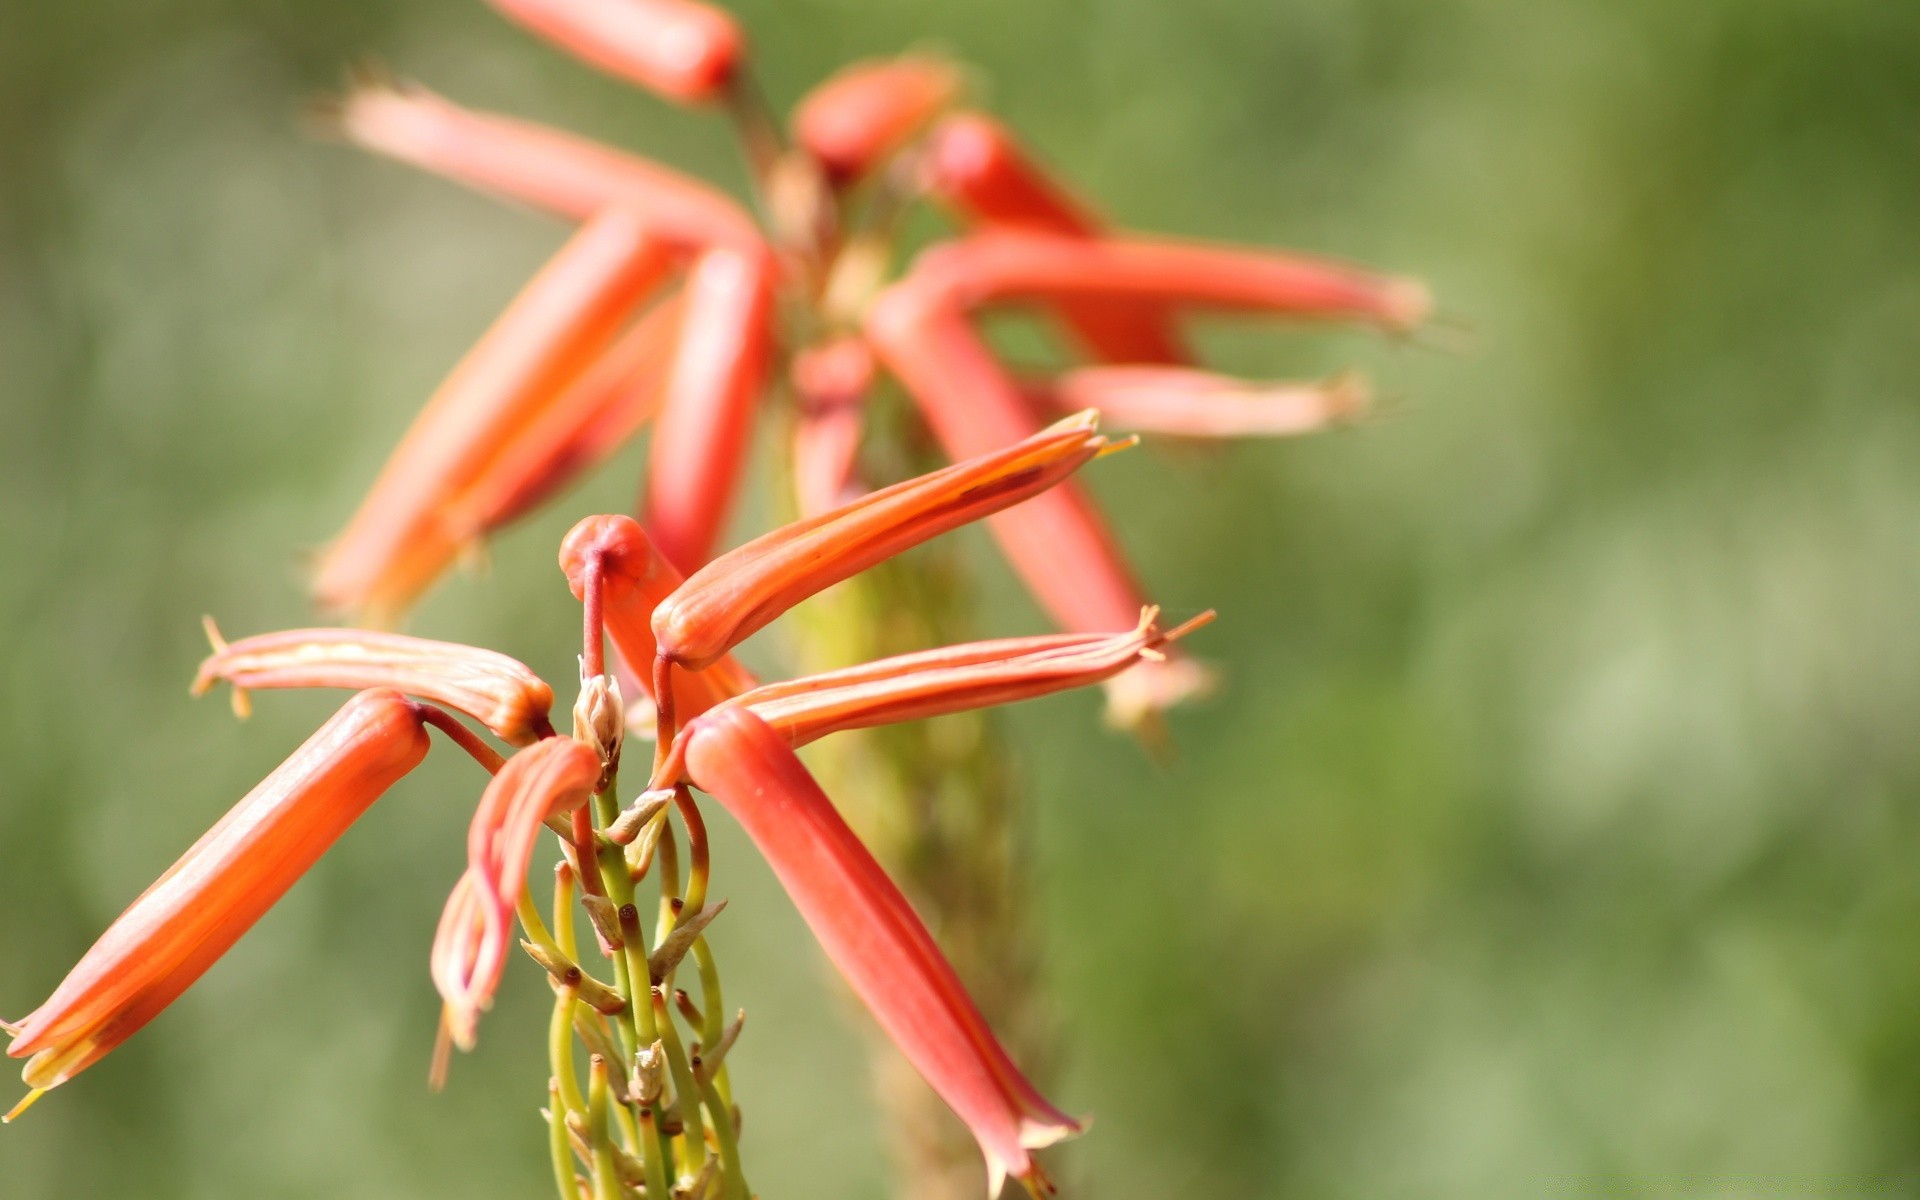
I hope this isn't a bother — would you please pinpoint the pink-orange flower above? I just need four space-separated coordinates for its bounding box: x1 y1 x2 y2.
486 0 743 105
643 244 780 572
651 411 1119 672
334 80 758 248
558 514 757 719
922 111 1189 364
4 690 431 1116
795 55 963 185
680 706 1081 1195
433 737 602 1049
1027 365 1371 439
315 206 670 623
193 624 557 745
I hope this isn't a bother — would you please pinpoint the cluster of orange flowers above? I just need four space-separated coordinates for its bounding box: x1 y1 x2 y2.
4 0 1427 1195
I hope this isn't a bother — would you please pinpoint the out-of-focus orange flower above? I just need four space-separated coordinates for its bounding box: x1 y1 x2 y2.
922 111 1189 364
643 244 780 572
334 81 758 249
315 206 669 624
1027 365 1371 438
680 706 1081 1196
486 0 743 105
4 691 431 1116
790 336 876 518
794 55 963 185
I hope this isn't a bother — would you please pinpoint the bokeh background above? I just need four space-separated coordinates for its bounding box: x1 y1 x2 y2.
4 0 1919 1195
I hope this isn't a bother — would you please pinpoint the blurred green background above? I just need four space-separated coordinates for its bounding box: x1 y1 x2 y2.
4 0 1919 1196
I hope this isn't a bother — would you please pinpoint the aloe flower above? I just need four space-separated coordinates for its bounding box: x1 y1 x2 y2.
3 691 432 1118
680 706 1081 1196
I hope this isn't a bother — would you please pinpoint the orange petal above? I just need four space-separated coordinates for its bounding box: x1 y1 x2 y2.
193 626 556 746
314 207 669 623
6 691 430 1096
794 55 963 185
682 707 1082 1195
334 79 758 248
486 0 743 105
651 411 1117 672
643 245 779 573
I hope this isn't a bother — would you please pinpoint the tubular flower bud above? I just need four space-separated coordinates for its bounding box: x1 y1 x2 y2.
864 285 1206 724
790 336 875 518
652 411 1118 672
906 231 1432 333
4 690 430 1108
794 55 963 185
643 245 779 573
485 0 743 105
332 80 758 249
559 515 756 718
315 207 670 623
434 737 602 1050
922 111 1188 364
1028 365 1371 439
193 625 556 746
681 707 1081 1196
443 294 684 539
656 610 1212 782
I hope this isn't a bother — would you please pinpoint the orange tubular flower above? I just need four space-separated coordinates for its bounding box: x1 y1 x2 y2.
559 515 756 718
922 112 1188 364
790 336 875 518
3 690 430 1114
907 231 1432 333
442 294 684 539
315 206 670 624
794 55 963 185
680 706 1081 1196
1028 365 1371 438
486 0 743 105
193 626 557 746
643 245 779 573
653 609 1211 781
651 411 1118 672
335 81 759 250
864 285 1206 724
433 737 602 1050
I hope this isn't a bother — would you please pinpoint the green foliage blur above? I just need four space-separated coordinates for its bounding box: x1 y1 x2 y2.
4 0 1919 1195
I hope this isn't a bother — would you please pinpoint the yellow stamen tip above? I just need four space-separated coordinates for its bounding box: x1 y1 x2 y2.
3 1088 48 1124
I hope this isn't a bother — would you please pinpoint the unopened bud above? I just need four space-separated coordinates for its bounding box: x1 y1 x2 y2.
631 1040 668 1107
572 671 625 779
